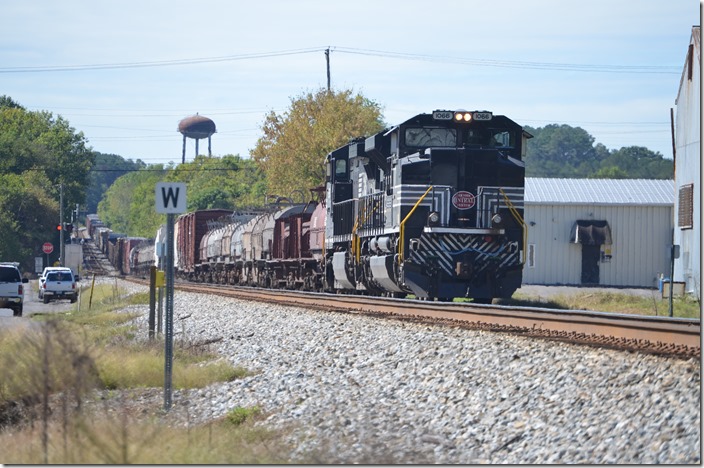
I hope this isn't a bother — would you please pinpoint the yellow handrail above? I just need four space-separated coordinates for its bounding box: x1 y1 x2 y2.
398 186 434 264
352 197 383 263
352 216 360 263
499 188 527 265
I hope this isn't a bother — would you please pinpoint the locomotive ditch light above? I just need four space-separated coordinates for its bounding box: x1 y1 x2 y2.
491 213 503 226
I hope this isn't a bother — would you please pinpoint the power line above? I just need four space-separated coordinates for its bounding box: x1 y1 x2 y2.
0 48 322 73
333 47 680 74
0 46 680 75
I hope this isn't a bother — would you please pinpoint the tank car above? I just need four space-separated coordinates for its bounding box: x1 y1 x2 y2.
239 215 263 285
197 212 259 283
323 109 531 302
174 209 233 280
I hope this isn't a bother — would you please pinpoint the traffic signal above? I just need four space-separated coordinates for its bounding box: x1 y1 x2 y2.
64 223 73 234
57 224 62 231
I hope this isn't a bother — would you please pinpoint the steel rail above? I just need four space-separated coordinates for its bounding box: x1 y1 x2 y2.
161 281 699 356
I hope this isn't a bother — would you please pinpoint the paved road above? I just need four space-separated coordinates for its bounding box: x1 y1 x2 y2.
0 280 77 330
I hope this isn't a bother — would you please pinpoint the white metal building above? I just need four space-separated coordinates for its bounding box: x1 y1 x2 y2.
522 178 674 288
673 26 700 296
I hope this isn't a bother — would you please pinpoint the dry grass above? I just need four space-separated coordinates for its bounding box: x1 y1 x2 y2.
0 282 287 464
1 409 289 464
502 290 701 319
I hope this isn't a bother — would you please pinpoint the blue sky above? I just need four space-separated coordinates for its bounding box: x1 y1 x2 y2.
1 0 699 166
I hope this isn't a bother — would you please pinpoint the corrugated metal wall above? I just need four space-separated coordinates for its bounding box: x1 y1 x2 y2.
522 204 673 288
673 27 701 294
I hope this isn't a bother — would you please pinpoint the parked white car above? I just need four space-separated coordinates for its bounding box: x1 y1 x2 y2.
38 267 72 299
0 262 29 316
41 269 78 304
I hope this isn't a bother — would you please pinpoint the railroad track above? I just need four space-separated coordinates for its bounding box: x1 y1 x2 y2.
127 277 700 359
80 236 116 276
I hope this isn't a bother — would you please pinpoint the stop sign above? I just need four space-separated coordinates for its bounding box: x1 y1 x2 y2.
42 242 54 254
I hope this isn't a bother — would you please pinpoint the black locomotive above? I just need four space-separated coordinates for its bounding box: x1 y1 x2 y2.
324 109 530 302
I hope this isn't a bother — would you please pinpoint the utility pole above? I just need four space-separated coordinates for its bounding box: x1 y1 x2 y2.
325 47 331 91
59 183 64 266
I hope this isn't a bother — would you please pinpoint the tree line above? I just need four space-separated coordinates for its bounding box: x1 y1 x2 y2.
0 91 674 270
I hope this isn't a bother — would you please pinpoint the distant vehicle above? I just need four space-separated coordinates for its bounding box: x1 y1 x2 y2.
0 262 29 316
38 267 73 299
41 270 78 304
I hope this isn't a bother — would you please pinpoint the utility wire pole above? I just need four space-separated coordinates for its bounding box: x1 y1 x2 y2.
59 183 64 266
325 47 331 91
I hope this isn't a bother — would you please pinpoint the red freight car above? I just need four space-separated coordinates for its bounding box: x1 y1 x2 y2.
270 203 319 289
119 237 149 275
175 209 232 279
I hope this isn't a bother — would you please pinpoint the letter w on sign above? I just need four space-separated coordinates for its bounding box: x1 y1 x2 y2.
155 183 187 214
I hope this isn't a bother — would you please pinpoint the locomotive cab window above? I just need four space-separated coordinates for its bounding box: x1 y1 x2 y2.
466 128 515 148
405 127 457 148
334 158 348 181
491 130 513 147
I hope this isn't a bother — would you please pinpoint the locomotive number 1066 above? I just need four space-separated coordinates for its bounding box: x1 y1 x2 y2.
432 110 454 120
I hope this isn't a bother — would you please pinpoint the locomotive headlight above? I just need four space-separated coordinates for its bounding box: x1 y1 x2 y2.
454 112 472 122
428 211 441 226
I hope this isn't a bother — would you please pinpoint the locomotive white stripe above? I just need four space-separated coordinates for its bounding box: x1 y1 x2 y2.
477 186 524 228
395 185 452 226
410 233 520 278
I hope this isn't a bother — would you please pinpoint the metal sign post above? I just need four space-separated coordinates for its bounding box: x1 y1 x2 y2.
164 213 175 409
155 182 186 411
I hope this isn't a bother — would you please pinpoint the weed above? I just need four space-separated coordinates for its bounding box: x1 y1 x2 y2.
226 406 262 426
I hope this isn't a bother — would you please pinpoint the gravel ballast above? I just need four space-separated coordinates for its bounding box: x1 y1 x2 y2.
114 279 700 464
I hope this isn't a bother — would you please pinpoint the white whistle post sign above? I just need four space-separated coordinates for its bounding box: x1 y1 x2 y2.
155 182 187 214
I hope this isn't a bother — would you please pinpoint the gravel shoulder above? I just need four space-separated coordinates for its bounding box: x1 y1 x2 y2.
93 279 701 464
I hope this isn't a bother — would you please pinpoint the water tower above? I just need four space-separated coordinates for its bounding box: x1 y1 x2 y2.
178 114 216 163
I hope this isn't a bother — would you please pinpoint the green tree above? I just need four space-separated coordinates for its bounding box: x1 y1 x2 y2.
0 95 23 110
599 146 672 179
0 172 57 262
251 88 385 196
97 167 167 237
590 166 629 179
524 124 672 179
96 155 267 238
524 124 605 177
0 96 93 270
168 155 267 211
85 152 147 214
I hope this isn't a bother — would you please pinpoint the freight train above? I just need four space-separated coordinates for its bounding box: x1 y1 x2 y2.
91 109 531 302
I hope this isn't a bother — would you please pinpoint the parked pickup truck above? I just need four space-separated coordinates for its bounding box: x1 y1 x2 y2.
41 269 78 304
0 262 28 316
